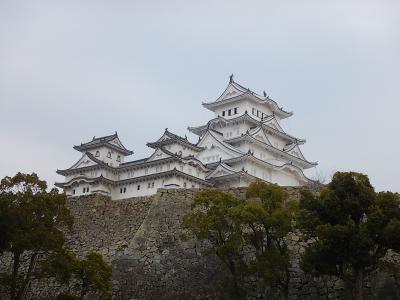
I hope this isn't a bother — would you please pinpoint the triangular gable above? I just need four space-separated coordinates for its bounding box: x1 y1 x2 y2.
196 143 237 163
288 144 306 160
156 132 171 143
264 117 284 132
215 82 247 102
248 127 271 145
198 131 244 156
70 153 99 170
146 148 172 162
108 137 126 149
206 163 237 179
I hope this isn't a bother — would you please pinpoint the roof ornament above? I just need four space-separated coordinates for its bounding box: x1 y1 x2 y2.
263 91 267 97
165 128 168 132
185 135 187 140
229 74 234 83
93 136 96 140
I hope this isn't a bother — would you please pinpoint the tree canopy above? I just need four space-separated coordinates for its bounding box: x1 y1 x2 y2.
182 181 298 299
298 171 400 300
0 172 111 300
0 173 73 300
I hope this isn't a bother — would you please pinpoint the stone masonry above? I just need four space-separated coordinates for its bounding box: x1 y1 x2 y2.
2 188 399 299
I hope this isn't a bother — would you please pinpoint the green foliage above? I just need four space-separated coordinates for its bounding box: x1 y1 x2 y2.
182 189 245 298
73 252 112 299
241 182 296 299
182 182 297 299
41 250 111 299
0 172 73 300
298 171 400 299
0 172 111 300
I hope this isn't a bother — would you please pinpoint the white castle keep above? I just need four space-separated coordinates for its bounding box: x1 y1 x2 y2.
56 76 317 199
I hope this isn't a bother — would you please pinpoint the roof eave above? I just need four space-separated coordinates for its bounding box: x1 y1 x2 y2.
73 143 133 155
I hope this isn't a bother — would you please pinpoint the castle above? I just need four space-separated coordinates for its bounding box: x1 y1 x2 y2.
56 76 317 199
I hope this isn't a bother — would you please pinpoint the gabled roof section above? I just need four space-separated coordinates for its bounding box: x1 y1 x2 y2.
188 112 305 144
147 129 203 151
160 147 210 171
283 143 307 161
73 132 133 156
262 115 284 132
118 147 208 172
248 126 271 145
202 77 293 119
146 147 172 162
197 129 245 156
57 152 111 175
225 134 317 169
206 169 262 185
206 153 313 184
206 163 237 179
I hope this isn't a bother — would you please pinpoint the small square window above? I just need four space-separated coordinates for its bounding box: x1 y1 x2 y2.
137 185 140 190
123 187 126 193
148 182 151 188
228 109 231 116
252 108 256 115
222 111 225 116
73 189 75 195
234 107 238 114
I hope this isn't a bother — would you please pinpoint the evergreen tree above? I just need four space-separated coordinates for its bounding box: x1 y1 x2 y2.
298 171 400 300
0 173 112 300
182 182 297 299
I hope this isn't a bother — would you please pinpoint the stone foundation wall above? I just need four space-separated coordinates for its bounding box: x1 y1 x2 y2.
1 188 399 299
65 194 153 262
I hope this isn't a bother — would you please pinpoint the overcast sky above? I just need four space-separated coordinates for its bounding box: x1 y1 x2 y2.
1 0 399 192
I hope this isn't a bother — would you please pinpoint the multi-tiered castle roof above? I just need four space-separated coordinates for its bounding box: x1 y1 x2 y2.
56 76 317 199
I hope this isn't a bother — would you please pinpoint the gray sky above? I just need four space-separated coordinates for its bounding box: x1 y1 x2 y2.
1 0 399 192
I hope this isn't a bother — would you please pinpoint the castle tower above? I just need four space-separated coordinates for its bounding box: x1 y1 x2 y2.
188 75 317 187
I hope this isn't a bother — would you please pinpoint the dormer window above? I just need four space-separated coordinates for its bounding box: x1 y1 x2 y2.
107 151 111 158
116 155 121 162
95 151 100 157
